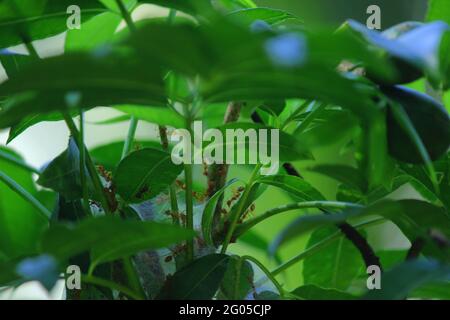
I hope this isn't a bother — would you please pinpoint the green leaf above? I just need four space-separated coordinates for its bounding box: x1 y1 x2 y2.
363 260 450 300
0 0 108 48
227 7 299 27
0 51 31 78
303 227 365 290
156 254 230 300
291 284 357 300
427 0 450 25
384 85 450 164
138 0 211 17
202 178 241 246
114 148 183 203
219 256 254 300
308 165 367 193
41 216 195 263
256 174 325 201
90 140 163 171
65 12 123 52
6 112 70 144
0 51 166 129
0 147 49 258
115 105 185 128
37 138 94 201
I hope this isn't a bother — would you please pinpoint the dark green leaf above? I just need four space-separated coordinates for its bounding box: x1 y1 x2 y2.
157 254 230 300
219 256 254 300
0 0 108 48
309 165 367 192
303 227 365 290
383 85 450 163
41 216 195 263
37 138 94 201
114 148 183 203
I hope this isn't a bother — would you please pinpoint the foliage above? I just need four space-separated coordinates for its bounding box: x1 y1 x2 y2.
0 0 449 300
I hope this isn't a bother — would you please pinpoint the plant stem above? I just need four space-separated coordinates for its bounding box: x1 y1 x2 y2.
115 0 139 161
79 110 91 216
234 201 363 238
0 149 40 174
121 117 138 159
63 113 112 214
294 101 327 134
81 275 144 300
115 0 136 33
0 170 51 221
182 104 195 261
242 255 285 298
221 164 262 254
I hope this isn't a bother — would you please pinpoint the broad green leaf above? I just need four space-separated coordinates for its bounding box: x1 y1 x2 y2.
65 12 122 52
295 109 359 148
138 0 211 17
202 178 241 246
114 148 183 203
0 51 166 129
219 256 254 300
303 227 365 290
90 140 162 171
0 0 108 48
0 147 49 258
0 51 31 78
308 165 367 193
126 19 384 116
383 85 450 163
156 254 230 300
41 216 195 263
37 138 94 201
291 284 357 300
115 105 185 128
256 174 325 201
6 112 70 144
363 260 450 300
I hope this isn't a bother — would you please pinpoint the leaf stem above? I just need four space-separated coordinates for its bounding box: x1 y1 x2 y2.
221 164 262 254
234 201 363 238
79 110 91 216
241 255 285 298
63 113 111 214
121 117 138 159
182 104 195 261
81 274 144 300
0 170 51 221
115 0 136 33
